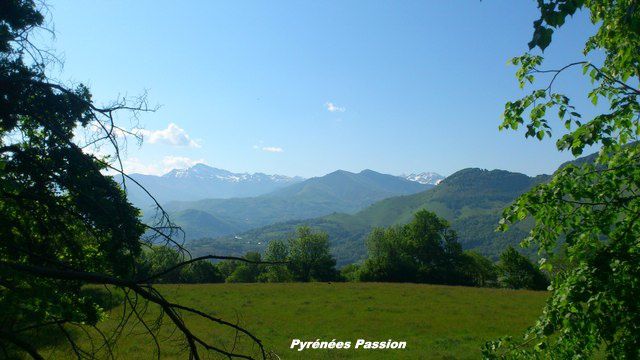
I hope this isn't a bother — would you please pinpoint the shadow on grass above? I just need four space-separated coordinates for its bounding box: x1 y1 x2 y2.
4 287 126 359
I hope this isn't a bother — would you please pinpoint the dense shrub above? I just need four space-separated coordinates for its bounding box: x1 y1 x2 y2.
497 246 549 290
359 210 495 286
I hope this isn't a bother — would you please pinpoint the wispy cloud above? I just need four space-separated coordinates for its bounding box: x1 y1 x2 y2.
137 123 201 148
252 141 283 153
325 102 345 113
261 146 284 153
123 156 206 175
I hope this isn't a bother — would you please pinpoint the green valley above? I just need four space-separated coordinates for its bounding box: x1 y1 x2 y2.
191 168 549 265
162 169 432 239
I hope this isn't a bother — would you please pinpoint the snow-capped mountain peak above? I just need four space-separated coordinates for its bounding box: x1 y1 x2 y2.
162 163 302 184
402 172 445 185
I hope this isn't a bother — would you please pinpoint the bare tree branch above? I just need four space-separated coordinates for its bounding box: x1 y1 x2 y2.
140 254 288 283
0 261 267 360
0 330 45 360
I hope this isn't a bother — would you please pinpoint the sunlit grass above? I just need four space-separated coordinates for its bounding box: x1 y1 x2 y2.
45 283 547 359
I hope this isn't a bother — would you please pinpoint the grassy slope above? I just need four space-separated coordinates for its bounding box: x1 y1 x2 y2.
47 283 547 359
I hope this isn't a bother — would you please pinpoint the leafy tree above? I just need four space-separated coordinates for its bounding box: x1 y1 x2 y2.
409 210 468 284
461 251 498 288
497 247 548 290
226 252 264 283
0 2 268 358
360 210 482 285
288 226 337 282
339 263 361 282
138 246 225 283
258 239 292 282
359 226 418 282
217 257 240 280
485 1 640 358
180 260 225 284
139 246 182 283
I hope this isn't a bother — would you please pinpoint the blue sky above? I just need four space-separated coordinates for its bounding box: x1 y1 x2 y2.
47 1 599 178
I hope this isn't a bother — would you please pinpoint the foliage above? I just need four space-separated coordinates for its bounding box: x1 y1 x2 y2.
212 230 338 283
485 0 640 358
138 246 182 283
359 226 417 282
461 251 499 288
0 2 269 358
180 260 225 284
225 252 264 283
497 247 549 291
216 257 240 280
0 0 145 355
339 263 361 282
287 226 338 282
137 246 225 284
359 210 494 286
258 239 292 282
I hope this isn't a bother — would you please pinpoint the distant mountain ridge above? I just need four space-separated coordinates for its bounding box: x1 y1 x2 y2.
190 168 548 265
164 164 301 183
187 152 601 265
125 164 304 208
164 169 433 239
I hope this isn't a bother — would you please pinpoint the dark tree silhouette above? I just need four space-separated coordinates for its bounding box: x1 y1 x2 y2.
0 1 282 359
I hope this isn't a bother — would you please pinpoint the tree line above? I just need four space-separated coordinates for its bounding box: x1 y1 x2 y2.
139 225 337 284
143 210 548 290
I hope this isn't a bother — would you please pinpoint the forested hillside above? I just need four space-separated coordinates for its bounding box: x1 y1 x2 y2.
164 169 432 238
191 168 549 265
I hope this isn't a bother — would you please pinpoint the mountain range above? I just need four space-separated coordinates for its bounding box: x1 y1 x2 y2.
126 164 443 210
188 168 550 265
132 154 595 266
125 164 304 208
162 169 434 238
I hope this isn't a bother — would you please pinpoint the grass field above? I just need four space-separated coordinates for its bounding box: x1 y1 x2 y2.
45 283 547 359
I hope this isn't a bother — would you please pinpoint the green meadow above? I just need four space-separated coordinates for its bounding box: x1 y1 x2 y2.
45 283 547 360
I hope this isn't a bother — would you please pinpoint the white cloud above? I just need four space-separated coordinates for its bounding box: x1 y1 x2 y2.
123 156 206 175
162 156 205 170
261 146 284 153
123 157 162 175
325 102 345 113
137 123 201 148
252 141 283 153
